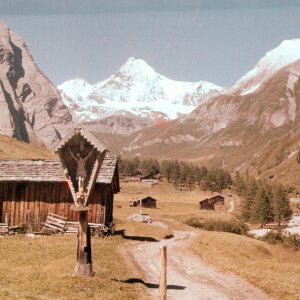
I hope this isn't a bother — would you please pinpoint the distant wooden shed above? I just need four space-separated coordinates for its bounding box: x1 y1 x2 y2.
0 156 119 226
140 174 159 184
210 195 225 205
199 195 225 210
199 198 215 210
130 196 157 208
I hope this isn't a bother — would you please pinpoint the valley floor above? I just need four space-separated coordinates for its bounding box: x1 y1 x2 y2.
0 181 300 299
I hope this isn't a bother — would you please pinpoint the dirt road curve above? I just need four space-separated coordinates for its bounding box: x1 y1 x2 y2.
130 230 271 300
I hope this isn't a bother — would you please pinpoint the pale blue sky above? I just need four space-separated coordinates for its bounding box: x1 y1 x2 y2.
0 0 300 87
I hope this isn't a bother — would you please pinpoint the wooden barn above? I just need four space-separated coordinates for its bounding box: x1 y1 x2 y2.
0 156 119 226
199 195 225 210
210 195 225 205
199 198 215 210
130 196 157 208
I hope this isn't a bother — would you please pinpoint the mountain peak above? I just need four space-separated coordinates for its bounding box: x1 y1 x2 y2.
119 57 157 78
230 38 300 95
263 39 300 66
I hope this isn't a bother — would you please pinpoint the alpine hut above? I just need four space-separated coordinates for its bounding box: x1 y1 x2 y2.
0 127 119 227
199 195 225 210
130 196 157 208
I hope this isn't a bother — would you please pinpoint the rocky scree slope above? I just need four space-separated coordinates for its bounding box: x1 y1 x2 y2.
0 22 74 149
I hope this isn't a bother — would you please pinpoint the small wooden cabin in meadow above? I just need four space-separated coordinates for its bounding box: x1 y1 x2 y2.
199 195 225 210
130 196 157 208
0 156 119 226
210 195 225 205
129 170 143 182
140 173 160 184
199 198 215 210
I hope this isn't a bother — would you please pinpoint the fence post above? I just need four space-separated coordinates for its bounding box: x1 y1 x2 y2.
159 244 167 300
26 210 33 233
36 202 41 230
4 213 9 225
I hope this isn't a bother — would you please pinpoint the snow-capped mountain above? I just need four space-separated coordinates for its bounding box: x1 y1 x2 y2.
229 39 300 95
109 39 300 176
58 57 223 126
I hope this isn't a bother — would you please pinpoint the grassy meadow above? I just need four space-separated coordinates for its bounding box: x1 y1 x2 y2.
0 135 57 160
1 179 300 299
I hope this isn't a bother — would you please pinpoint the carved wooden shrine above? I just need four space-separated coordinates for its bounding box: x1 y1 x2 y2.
55 127 107 276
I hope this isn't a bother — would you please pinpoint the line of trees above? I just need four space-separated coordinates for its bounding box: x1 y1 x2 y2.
235 173 292 225
118 156 232 192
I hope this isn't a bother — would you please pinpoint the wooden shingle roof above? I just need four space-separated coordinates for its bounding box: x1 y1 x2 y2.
54 126 107 153
0 156 117 184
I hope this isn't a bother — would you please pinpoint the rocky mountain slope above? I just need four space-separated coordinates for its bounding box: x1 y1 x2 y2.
58 57 223 133
0 22 74 149
106 40 300 178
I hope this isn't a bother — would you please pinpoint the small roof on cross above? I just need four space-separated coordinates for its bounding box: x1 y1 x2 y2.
54 126 108 153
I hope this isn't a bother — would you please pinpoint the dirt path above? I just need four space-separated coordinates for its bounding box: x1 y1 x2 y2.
129 229 271 300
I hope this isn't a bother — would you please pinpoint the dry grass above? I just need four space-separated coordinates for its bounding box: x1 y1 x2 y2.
190 230 300 300
1 180 300 299
0 235 150 300
116 181 300 299
114 181 236 231
0 134 56 160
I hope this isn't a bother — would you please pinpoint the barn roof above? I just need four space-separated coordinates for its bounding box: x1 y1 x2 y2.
199 198 213 204
0 156 117 184
54 126 107 153
141 196 157 201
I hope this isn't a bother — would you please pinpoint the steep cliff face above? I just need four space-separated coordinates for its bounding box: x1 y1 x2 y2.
0 22 74 149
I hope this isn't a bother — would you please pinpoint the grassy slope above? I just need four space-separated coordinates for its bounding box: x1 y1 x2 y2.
191 231 300 300
259 151 300 190
0 134 57 160
0 235 148 300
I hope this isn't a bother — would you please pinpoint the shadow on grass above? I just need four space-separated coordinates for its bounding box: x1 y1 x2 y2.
123 235 159 242
113 278 185 290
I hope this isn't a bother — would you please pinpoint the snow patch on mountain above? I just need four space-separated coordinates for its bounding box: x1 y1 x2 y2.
230 39 300 95
165 134 201 144
58 57 223 123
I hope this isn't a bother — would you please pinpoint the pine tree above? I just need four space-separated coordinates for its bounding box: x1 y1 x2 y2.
186 173 195 191
160 160 172 181
234 171 246 195
252 183 273 225
169 160 180 188
241 177 258 221
272 185 292 225
132 156 140 172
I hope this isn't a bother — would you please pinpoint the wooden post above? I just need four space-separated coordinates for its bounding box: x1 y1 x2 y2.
26 210 33 233
36 203 41 230
139 197 142 215
159 245 167 300
4 213 9 225
75 210 93 276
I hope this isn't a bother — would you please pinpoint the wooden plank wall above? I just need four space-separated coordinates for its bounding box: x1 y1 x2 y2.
0 182 113 226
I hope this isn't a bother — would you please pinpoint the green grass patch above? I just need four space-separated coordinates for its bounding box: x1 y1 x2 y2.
185 217 249 235
259 230 300 250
